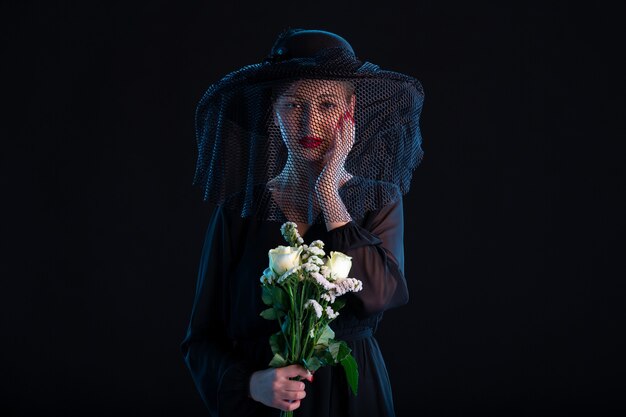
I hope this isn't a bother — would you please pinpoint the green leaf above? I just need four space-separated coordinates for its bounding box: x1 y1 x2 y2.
316 349 334 366
269 332 285 356
332 297 346 311
340 354 359 396
329 341 342 362
337 341 351 362
281 314 291 335
272 286 289 310
327 341 351 363
316 325 335 347
303 356 322 372
269 353 287 368
260 308 285 320
261 285 274 306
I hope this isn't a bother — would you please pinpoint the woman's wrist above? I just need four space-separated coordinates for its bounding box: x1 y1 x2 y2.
247 373 254 399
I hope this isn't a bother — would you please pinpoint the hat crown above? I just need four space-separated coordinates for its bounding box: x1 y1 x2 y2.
267 29 356 62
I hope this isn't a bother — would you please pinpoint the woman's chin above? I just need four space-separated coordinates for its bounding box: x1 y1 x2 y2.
291 148 327 163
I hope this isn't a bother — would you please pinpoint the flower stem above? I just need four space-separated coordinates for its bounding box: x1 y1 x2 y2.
288 285 296 362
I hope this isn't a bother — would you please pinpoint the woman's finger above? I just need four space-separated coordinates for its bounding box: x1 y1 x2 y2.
336 111 355 157
332 112 354 156
282 388 307 401
280 399 301 412
279 364 311 380
284 380 306 391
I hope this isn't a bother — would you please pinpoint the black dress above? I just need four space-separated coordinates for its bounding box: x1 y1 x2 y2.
181 179 408 417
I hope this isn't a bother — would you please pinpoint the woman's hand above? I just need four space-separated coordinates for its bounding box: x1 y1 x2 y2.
249 365 313 412
315 108 356 195
314 105 355 225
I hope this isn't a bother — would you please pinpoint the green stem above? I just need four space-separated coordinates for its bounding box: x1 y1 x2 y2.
301 280 313 362
288 285 296 362
297 279 307 360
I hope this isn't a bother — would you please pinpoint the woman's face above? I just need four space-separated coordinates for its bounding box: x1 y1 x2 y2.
273 79 355 163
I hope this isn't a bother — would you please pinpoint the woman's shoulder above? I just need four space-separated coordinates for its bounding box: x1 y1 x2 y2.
219 183 271 218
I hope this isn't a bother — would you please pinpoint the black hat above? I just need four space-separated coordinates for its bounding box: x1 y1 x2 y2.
266 29 356 63
193 28 425 224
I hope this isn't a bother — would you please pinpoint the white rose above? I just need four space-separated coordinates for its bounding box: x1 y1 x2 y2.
268 245 303 276
325 251 352 280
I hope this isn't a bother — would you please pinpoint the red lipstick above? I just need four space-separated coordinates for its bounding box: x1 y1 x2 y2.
299 136 322 149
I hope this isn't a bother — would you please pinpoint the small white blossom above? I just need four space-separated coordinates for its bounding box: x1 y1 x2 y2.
306 246 325 258
309 328 315 338
310 240 324 249
278 265 301 283
310 272 336 291
302 262 320 273
325 306 339 319
304 299 323 318
321 292 336 303
334 277 363 295
308 255 324 266
280 222 295 234
280 222 303 246
320 265 331 279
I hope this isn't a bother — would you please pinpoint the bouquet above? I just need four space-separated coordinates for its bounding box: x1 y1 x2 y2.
259 222 363 415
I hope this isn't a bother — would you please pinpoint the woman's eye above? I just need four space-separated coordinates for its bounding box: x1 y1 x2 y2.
285 102 301 109
320 101 337 110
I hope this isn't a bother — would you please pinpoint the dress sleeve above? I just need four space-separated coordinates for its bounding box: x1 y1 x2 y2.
326 197 408 317
180 205 261 416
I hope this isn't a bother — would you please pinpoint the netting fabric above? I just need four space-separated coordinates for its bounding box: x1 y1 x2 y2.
193 29 424 224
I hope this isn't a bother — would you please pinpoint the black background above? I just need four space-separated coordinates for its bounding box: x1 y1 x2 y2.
2 1 624 416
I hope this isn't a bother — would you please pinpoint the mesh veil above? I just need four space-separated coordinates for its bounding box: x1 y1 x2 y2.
193 30 424 224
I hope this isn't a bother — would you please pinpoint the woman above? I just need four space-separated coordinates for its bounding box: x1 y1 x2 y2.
268 77 356 231
181 28 425 416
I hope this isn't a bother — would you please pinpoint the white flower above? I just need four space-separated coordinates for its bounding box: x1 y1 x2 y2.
268 245 303 275
304 299 323 318
309 328 315 338
260 267 276 285
303 262 320 273
310 240 325 249
320 265 331 279
321 292 336 303
280 222 297 232
278 265 302 283
308 255 324 266
326 251 352 280
280 222 303 246
310 272 336 291
352 278 363 292
306 246 326 258
334 277 363 296
325 306 339 319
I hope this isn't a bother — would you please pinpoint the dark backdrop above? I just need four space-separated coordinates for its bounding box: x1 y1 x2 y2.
2 1 624 416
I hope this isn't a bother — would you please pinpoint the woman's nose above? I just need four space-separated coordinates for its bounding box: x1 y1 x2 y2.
299 107 318 134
